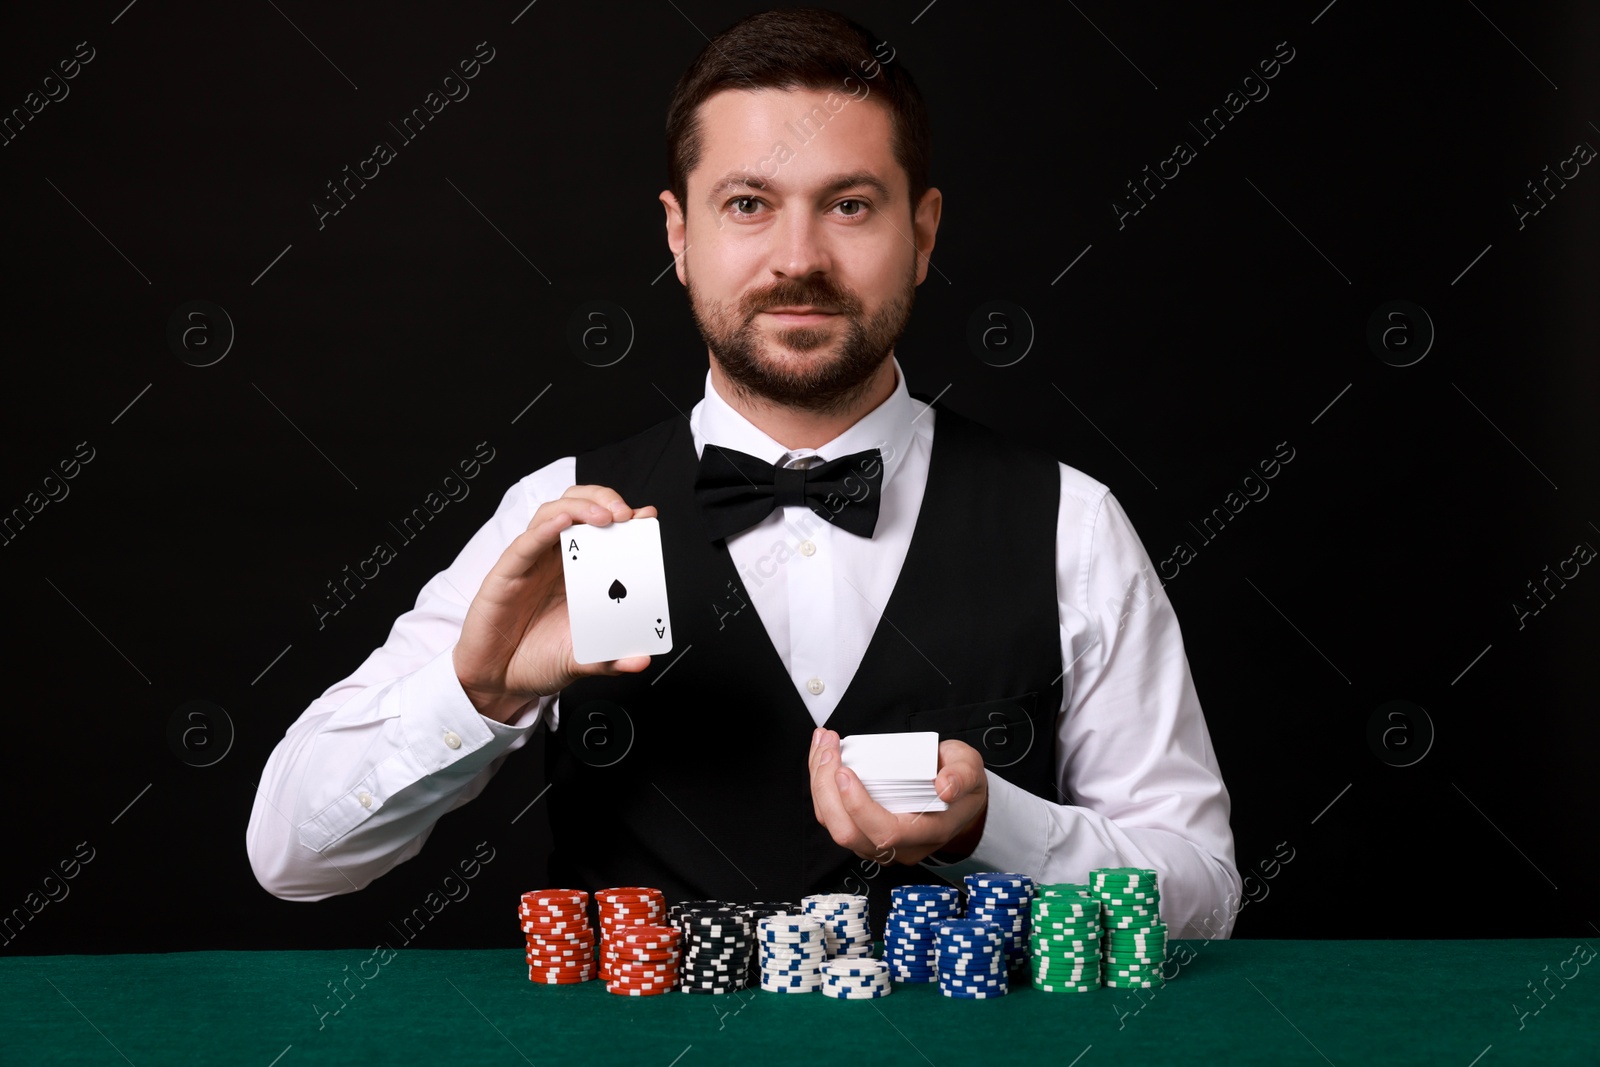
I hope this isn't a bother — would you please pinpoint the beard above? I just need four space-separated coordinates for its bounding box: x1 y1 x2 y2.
686 263 917 415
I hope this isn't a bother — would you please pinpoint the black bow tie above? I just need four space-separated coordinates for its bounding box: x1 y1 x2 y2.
693 445 884 542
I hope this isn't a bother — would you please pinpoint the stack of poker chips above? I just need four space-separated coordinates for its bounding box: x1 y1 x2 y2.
519 889 596 984
1090 867 1168 989
1029 883 1101 992
962 872 1035 972
800 893 872 959
739 903 798 988
882 884 962 983
935 919 1008 998
604 923 681 996
676 907 754 994
595 886 667 985
757 915 827 993
669 900 735 990
820 958 893 999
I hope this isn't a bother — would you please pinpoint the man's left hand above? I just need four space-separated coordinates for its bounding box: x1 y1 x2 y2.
808 728 988 866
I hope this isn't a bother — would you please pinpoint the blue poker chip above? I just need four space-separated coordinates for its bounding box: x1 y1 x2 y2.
939 975 1006 987
963 872 1032 887
939 979 1007 994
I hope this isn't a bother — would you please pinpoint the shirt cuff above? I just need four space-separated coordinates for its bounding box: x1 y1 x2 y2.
919 770 1049 883
399 646 542 770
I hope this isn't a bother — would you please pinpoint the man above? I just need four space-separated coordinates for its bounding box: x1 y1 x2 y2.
247 7 1242 939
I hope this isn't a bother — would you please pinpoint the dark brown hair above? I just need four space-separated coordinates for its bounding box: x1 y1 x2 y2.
665 7 932 219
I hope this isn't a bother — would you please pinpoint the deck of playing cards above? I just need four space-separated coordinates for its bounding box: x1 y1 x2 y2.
559 516 674 666
838 731 949 814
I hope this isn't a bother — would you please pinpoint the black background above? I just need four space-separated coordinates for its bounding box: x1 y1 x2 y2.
1 0 1595 956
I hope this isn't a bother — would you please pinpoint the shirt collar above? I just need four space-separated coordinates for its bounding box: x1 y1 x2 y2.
691 354 916 493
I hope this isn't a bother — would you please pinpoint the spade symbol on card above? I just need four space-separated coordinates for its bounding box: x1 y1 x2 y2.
607 579 627 603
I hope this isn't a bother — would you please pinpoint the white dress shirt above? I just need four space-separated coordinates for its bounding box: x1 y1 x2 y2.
247 355 1242 937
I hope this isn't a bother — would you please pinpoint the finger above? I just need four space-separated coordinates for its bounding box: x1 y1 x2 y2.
559 484 644 522
809 731 874 855
934 740 985 802
833 763 902 855
490 492 653 586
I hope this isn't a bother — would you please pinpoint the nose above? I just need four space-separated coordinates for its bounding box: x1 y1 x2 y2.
766 203 832 280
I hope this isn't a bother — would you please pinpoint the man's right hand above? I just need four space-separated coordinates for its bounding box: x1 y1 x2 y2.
453 485 658 723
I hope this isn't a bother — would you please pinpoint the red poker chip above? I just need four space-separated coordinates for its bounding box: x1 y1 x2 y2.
606 961 676 974
526 943 594 956
527 960 596 972
522 889 588 904
528 964 596 977
521 929 593 942
526 953 596 966
619 925 678 945
525 909 590 922
519 901 588 913
596 886 662 899
518 915 589 925
601 979 672 991
530 971 595 984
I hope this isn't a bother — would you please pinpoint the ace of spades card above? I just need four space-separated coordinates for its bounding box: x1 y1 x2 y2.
559 517 674 665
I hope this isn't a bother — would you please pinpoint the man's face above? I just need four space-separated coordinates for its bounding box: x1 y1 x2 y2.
663 87 939 414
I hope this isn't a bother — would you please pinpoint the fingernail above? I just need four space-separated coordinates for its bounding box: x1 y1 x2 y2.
811 728 819 748
819 749 832 766
836 771 849 791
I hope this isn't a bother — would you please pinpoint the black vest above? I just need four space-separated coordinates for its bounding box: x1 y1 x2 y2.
546 392 1064 927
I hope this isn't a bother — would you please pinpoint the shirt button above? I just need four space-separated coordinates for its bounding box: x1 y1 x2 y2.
799 540 816 557
358 790 373 809
807 677 825 695
443 730 462 750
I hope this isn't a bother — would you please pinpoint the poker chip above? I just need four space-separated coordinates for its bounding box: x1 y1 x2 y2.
757 915 826 993
1089 868 1168 992
935 919 1008 998
962 873 1035 973
519 888 597 984
596 887 668 986
820 958 893 999
738 903 797 988
1029 888 1101 993
801 894 872 959
674 907 753 994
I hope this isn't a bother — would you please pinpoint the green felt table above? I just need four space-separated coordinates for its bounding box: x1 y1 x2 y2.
4 939 1596 1066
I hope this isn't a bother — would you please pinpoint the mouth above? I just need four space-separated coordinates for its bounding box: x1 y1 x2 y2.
761 307 840 324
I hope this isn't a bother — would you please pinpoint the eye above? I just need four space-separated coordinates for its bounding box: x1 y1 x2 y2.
836 199 866 216
728 196 764 217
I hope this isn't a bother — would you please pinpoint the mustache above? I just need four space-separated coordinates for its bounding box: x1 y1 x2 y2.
745 283 861 316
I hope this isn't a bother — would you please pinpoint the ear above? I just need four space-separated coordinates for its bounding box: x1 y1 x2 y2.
660 190 688 286
911 186 942 286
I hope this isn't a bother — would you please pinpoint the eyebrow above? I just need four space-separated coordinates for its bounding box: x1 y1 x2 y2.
705 171 894 211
